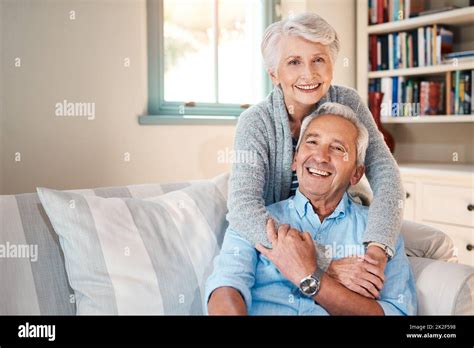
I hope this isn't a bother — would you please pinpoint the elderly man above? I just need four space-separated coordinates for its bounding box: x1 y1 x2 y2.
205 102 417 315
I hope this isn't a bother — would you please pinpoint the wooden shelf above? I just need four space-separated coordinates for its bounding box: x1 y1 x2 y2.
381 115 474 123
368 60 474 78
399 162 474 176
367 6 474 34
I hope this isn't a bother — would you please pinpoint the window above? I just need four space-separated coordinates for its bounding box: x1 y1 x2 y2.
143 0 279 122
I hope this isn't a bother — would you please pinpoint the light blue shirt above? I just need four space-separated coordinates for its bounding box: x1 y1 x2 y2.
205 189 417 315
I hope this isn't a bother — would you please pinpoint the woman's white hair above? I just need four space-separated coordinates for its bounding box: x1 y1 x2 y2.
296 102 369 166
261 13 340 72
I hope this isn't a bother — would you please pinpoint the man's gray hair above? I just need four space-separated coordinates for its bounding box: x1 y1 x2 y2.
296 102 369 166
261 13 340 72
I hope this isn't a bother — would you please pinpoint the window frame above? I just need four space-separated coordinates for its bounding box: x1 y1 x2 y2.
140 0 280 125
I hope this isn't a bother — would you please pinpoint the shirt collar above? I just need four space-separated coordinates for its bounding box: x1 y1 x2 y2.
293 189 349 221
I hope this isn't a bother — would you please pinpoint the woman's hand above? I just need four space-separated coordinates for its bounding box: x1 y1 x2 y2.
326 250 386 299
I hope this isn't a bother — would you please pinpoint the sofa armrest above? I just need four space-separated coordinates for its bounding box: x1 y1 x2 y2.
409 257 474 315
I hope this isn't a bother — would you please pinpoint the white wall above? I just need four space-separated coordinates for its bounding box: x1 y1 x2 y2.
1 0 235 194
1 0 358 195
0 0 4 194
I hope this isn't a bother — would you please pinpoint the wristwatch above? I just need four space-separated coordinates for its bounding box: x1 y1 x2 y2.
299 268 324 297
367 242 394 260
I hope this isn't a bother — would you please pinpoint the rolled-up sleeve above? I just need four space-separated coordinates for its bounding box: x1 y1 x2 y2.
377 237 418 315
204 228 259 314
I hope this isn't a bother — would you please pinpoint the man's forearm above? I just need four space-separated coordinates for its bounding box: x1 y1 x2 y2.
314 274 384 315
207 287 248 315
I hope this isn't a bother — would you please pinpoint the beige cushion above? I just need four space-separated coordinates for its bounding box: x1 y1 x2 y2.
401 220 457 262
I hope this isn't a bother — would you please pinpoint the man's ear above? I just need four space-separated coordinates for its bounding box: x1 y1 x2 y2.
350 165 365 186
291 152 297 171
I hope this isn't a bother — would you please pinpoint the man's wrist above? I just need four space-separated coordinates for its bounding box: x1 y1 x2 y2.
299 267 323 297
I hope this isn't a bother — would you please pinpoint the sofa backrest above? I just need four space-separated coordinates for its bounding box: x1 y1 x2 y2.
0 174 228 315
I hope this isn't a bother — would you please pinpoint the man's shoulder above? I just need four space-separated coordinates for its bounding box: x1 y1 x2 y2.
347 198 370 221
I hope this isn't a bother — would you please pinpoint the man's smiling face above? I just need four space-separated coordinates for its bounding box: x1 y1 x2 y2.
292 114 364 202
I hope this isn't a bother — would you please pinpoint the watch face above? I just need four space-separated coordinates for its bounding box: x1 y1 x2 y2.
300 277 318 295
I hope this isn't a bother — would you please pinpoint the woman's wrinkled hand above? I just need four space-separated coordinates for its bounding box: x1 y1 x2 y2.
326 251 386 299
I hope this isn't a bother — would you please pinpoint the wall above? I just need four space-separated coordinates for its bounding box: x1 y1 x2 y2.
1 0 235 194
1 0 358 195
0 0 4 194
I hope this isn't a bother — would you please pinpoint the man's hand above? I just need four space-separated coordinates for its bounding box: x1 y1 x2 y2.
326 255 384 299
255 219 317 287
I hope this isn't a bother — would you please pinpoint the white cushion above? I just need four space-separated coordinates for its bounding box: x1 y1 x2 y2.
37 174 229 314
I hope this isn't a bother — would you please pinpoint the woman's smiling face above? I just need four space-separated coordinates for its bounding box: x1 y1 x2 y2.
269 35 334 111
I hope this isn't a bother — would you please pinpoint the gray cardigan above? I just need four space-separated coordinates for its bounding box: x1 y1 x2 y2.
227 84 405 253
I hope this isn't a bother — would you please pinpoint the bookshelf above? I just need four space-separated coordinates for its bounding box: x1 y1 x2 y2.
381 114 473 123
357 2 474 262
366 6 474 34
357 2 474 123
368 60 474 79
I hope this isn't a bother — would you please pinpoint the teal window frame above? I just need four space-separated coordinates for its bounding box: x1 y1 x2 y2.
139 0 280 125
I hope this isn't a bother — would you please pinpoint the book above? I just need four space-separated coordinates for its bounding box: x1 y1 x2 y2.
463 72 471 115
443 50 474 60
446 71 452 115
417 27 425 67
419 6 460 16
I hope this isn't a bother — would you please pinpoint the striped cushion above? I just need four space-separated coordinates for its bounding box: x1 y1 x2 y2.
36 174 228 315
0 173 228 315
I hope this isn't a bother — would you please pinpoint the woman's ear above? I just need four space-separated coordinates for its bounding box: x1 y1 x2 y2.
268 69 279 85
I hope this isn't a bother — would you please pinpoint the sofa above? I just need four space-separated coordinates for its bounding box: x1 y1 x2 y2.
0 172 473 315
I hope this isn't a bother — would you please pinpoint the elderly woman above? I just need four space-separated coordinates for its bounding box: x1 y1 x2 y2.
226 13 405 299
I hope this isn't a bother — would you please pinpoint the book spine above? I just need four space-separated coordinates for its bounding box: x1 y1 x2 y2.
370 35 377 71
388 0 393 22
394 0 399 21
413 80 419 116
413 29 418 67
395 33 400 69
377 0 384 24
426 27 431 66
436 32 441 65
471 70 474 114
408 32 413 68
377 37 382 70
454 70 460 114
432 24 437 65
446 72 452 115
388 34 393 70
418 27 425 67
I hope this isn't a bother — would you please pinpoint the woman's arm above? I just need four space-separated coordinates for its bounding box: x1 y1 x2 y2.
341 87 405 255
226 108 273 247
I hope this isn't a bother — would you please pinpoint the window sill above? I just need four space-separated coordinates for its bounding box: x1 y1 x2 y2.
138 115 238 125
